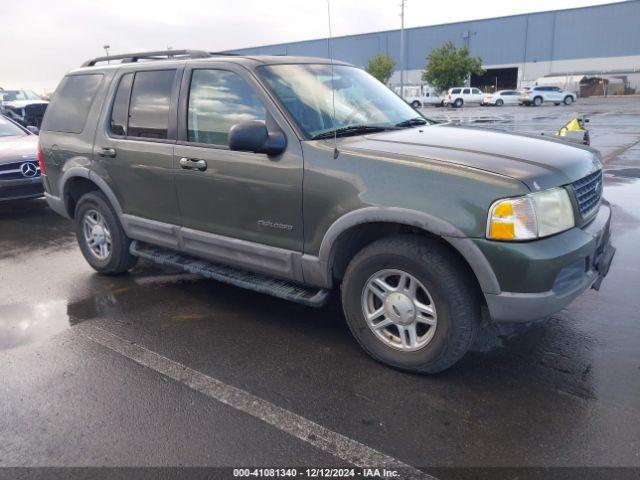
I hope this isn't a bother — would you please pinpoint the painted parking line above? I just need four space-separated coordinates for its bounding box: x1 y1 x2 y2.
77 324 435 480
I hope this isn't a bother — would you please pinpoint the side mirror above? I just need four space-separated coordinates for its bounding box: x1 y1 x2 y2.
26 125 39 135
228 120 286 156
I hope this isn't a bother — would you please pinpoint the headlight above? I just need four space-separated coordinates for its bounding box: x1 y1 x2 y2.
487 188 574 241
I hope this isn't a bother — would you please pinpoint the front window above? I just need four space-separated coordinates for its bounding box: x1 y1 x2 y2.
0 116 27 137
187 69 266 146
258 64 424 139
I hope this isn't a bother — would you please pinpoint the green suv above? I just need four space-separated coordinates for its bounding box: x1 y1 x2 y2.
40 50 615 373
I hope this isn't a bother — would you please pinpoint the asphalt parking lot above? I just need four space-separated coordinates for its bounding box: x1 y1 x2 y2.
2 97 640 479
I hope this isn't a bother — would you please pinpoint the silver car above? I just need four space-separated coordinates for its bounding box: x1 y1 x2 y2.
481 90 520 106
0 115 43 201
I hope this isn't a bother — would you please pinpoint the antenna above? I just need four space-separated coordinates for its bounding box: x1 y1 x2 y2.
326 0 339 159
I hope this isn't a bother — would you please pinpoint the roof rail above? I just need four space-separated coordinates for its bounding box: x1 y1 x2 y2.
81 49 229 67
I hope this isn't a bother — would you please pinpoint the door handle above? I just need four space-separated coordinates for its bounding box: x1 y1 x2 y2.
98 147 117 158
179 157 207 171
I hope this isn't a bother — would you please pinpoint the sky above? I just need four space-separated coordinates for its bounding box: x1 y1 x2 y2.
1 0 620 93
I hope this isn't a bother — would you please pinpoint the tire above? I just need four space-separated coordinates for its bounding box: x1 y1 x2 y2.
454 98 463 108
564 95 574 105
411 100 421 109
496 99 504 106
74 191 138 275
341 235 480 374
439 100 445 107
554 103 561 106
533 96 543 106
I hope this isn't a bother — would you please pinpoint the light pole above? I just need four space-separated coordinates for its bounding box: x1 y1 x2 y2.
399 0 406 99
103 45 111 64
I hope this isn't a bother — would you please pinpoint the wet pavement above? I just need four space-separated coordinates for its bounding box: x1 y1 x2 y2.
1 98 640 477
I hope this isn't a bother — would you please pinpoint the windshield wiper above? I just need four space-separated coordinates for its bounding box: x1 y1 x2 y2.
395 117 429 128
311 125 398 140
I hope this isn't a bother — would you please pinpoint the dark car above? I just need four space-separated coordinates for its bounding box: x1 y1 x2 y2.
0 115 43 201
0 89 49 128
40 50 614 373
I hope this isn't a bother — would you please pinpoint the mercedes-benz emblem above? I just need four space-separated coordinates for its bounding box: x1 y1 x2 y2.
21 162 38 178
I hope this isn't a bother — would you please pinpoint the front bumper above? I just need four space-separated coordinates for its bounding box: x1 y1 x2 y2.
0 177 44 201
482 202 614 323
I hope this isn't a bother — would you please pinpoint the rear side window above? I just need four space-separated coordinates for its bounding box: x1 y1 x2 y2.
127 70 175 139
463 88 471 94
110 73 133 136
41 74 103 133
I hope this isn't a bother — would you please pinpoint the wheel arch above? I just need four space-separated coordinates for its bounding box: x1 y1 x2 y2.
60 167 123 219
302 207 500 297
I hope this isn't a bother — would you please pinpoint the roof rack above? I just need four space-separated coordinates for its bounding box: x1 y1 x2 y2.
81 49 235 67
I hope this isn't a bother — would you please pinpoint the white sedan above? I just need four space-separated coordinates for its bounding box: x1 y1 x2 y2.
481 90 520 106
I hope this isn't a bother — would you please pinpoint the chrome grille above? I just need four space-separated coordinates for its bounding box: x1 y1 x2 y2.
572 170 603 218
0 160 41 181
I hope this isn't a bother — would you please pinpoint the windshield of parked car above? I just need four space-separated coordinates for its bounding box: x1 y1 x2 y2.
0 116 27 137
0 90 41 102
258 64 428 139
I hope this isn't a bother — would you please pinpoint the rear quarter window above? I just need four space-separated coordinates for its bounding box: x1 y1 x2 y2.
451 88 461 94
41 74 103 134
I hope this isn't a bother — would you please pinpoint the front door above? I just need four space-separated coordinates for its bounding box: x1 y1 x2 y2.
93 68 182 226
173 64 304 253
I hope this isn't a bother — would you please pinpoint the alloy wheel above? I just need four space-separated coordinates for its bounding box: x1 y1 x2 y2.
82 209 112 260
361 269 437 352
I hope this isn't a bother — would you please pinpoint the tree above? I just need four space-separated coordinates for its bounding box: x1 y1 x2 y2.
421 41 484 92
366 53 396 84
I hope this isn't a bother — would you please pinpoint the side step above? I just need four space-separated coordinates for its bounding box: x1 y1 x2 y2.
130 241 330 308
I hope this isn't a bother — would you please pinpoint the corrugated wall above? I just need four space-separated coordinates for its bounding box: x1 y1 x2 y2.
230 1 640 69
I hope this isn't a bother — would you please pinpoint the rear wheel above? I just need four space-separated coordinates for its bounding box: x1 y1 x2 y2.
533 96 543 106
341 236 479 374
75 191 138 275
564 95 574 105
454 98 463 108
411 100 421 108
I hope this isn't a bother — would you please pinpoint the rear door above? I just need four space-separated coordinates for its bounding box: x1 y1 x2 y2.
172 62 304 252
93 67 182 225
504 91 519 104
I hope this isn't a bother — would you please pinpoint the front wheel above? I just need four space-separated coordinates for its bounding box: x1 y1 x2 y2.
75 191 138 275
533 96 543 106
496 99 504 106
341 236 479 374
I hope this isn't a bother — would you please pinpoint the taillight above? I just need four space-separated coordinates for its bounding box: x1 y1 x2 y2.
37 146 46 175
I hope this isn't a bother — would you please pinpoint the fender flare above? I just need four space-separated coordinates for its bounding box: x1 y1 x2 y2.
301 207 500 295
59 166 124 218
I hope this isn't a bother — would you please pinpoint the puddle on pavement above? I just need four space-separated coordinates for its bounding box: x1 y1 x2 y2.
0 270 206 351
0 301 72 351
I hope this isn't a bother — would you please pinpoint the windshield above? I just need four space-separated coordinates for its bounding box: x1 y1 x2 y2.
258 64 426 139
0 116 27 137
1 90 41 102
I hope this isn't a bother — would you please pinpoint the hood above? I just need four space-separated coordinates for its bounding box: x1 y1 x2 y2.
342 124 600 191
0 135 38 164
2 100 49 109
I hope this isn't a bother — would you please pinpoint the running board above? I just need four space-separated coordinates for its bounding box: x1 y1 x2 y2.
130 241 329 308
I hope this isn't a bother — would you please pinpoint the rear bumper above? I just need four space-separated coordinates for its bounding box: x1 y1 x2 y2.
44 192 71 219
0 177 44 201
483 202 614 323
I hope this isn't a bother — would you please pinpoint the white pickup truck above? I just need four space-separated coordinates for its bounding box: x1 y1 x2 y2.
394 85 444 108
